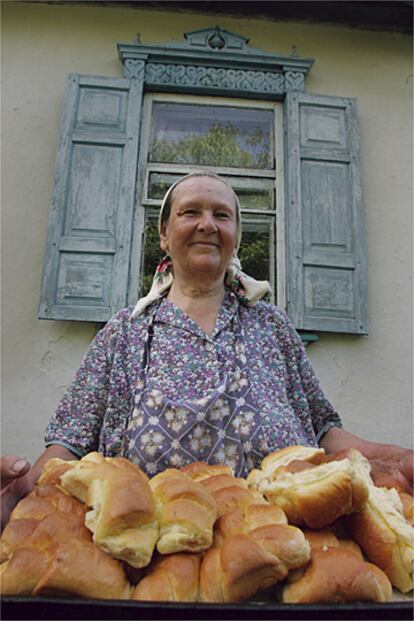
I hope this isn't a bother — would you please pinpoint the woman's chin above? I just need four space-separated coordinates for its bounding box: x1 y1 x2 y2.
185 256 226 277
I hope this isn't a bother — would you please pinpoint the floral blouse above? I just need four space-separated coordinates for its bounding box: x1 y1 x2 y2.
44 291 342 461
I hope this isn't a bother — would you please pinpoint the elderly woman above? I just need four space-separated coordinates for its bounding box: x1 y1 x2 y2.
1 172 412 528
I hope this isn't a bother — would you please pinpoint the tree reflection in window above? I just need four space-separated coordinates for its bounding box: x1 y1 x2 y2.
141 217 271 298
152 122 269 168
149 103 273 169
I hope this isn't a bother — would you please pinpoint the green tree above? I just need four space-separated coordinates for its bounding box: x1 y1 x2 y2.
140 219 271 297
151 122 269 168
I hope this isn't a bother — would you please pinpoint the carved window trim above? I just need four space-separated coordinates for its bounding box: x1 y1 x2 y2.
117 26 314 98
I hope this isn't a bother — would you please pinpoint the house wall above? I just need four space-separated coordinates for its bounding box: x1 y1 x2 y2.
2 2 412 462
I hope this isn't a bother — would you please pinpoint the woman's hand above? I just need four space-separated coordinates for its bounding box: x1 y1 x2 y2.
320 427 413 494
367 446 413 494
1 445 79 531
1 456 33 531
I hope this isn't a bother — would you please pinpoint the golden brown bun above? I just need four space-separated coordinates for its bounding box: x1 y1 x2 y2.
248 449 369 528
150 469 217 554
346 484 414 592
212 485 267 518
301 529 341 551
199 502 309 603
199 524 310 603
214 504 287 545
197 473 267 518
132 553 201 602
10 485 86 522
200 473 247 493
282 547 392 603
32 540 132 599
199 533 283 602
37 458 78 487
1 511 91 562
0 462 132 600
275 460 319 475
338 538 364 560
60 452 158 568
1 472 89 564
260 446 326 476
0 546 51 595
180 462 233 481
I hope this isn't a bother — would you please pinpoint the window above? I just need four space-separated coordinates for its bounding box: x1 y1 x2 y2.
132 94 284 305
38 27 367 334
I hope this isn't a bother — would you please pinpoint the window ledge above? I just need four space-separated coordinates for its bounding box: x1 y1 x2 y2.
299 333 319 346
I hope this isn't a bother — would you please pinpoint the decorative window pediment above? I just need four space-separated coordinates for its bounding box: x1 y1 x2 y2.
117 26 314 97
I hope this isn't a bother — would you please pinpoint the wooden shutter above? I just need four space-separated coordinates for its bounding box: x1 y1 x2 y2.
285 92 368 334
38 74 144 322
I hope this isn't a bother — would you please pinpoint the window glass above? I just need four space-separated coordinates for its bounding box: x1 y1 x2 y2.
149 103 273 168
140 212 273 297
148 172 275 211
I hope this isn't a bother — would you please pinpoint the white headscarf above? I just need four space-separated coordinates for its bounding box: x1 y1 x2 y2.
131 172 271 318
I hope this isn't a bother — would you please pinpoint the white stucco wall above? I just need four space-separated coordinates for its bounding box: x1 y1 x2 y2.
2 2 412 463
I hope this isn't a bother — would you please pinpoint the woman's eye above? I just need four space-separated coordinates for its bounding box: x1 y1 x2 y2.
216 212 230 219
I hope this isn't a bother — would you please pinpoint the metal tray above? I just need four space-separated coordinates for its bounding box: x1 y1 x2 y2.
2 596 413 621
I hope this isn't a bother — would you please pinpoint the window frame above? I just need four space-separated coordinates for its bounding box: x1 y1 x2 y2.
128 92 285 307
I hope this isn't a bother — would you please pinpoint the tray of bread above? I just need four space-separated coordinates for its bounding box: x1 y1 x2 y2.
1 446 413 619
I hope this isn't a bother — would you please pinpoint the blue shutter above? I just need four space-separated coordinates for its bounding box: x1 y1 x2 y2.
285 92 368 334
38 74 144 322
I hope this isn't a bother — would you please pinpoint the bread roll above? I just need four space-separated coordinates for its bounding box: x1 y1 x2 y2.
199 502 310 603
301 528 341 551
60 452 159 568
247 446 326 489
1 540 131 599
10 485 86 522
132 553 201 602
0 546 52 596
200 473 247 494
1 511 91 562
248 449 369 529
150 469 217 554
214 504 287 545
180 461 233 481
0 460 132 600
32 540 132 600
282 547 392 603
199 523 310 603
37 457 77 486
298 528 361 557
346 484 414 593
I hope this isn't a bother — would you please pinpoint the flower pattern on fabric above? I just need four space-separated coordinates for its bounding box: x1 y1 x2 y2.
44 290 342 472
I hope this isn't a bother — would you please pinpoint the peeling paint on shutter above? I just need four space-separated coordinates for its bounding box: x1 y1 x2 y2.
38 74 144 321
285 92 368 334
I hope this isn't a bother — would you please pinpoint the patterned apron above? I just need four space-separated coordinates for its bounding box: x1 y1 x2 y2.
122 305 270 477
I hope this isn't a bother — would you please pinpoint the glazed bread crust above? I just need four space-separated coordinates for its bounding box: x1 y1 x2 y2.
132 553 201 602
248 449 369 528
150 469 217 554
59 453 159 568
346 485 414 593
282 547 392 604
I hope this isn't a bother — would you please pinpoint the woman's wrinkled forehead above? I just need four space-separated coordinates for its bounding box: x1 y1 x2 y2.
158 173 242 249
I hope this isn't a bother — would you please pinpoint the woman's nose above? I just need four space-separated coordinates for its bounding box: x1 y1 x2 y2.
197 211 217 233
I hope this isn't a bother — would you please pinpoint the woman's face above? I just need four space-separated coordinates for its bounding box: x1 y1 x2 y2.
160 176 238 281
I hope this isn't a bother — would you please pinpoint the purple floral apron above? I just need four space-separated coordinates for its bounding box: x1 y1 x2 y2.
122 305 270 477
